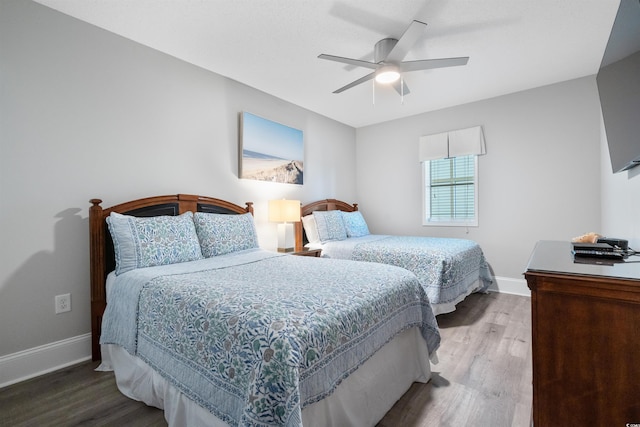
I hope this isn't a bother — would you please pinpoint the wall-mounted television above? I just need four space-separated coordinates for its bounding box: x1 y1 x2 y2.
596 0 640 173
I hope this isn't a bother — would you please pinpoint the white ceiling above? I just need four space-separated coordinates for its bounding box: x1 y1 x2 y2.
34 0 620 128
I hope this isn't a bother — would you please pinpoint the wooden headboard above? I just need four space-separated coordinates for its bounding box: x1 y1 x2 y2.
295 199 358 250
89 194 253 361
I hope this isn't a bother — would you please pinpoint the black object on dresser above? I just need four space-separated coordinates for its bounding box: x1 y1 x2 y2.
524 240 640 426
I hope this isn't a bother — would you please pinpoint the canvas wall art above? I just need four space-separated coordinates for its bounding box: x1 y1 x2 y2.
239 112 304 185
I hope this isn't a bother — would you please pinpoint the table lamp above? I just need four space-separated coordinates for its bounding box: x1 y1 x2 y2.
268 199 300 252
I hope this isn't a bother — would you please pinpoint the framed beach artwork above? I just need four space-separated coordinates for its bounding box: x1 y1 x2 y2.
239 112 304 185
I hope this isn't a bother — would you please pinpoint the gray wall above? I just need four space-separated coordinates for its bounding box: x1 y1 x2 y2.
0 0 356 357
356 76 603 280
3 0 640 363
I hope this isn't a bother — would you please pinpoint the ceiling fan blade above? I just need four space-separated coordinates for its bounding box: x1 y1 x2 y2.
399 57 469 72
333 72 376 93
392 79 410 96
384 20 428 63
318 54 378 70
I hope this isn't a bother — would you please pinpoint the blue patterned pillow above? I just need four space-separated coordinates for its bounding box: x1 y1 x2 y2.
313 210 347 242
341 211 370 237
106 211 203 275
194 212 259 257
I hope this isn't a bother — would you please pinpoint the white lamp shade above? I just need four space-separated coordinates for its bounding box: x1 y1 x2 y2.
268 199 300 223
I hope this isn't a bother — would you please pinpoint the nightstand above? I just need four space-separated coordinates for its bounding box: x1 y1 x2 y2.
290 248 322 257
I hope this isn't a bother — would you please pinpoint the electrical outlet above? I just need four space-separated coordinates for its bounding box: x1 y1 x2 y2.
55 293 71 314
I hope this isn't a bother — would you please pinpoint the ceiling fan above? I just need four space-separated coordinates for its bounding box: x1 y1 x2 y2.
318 20 469 95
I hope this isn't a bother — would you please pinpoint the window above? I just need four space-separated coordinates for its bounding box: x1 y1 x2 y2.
419 125 486 226
423 154 478 226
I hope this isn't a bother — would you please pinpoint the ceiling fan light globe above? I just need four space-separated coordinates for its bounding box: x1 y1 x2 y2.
375 66 400 84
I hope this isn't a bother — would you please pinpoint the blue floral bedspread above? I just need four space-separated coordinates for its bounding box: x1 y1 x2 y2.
100 249 440 427
322 236 492 305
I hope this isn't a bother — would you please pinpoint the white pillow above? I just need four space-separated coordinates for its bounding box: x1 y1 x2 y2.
302 214 320 244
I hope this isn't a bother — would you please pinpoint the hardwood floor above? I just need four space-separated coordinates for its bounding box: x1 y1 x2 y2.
0 292 531 427
378 292 532 427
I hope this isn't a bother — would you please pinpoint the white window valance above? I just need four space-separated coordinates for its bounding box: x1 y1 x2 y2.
419 125 486 161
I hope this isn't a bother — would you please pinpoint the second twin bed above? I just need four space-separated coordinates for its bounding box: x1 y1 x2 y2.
297 199 492 315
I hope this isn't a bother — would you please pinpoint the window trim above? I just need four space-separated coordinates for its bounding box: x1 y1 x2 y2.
422 155 479 227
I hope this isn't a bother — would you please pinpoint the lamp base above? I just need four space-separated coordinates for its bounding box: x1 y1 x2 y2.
276 223 295 253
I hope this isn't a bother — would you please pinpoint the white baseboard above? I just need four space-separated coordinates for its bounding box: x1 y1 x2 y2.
487 276 531 297
0 279 529 389
0 333 92 389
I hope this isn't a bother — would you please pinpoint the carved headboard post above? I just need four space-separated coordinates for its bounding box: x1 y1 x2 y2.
295 222 304 252
89 199 106 361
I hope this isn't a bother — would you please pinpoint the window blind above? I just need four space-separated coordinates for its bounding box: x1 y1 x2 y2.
429 155 475 220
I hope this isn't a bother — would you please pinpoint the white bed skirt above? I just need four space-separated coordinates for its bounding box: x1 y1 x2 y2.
431 279 482 316
98 327 436 427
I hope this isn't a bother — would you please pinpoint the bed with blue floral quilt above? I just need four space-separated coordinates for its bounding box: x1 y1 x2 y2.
89 194 441 427
299 199 493 315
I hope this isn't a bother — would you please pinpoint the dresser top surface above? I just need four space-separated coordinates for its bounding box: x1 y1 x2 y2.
526 240 640 281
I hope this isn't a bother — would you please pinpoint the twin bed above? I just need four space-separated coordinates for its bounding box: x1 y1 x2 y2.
296 199 492 315
89 194 442 427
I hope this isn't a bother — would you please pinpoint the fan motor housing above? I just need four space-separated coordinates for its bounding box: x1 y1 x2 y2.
374 38 399 63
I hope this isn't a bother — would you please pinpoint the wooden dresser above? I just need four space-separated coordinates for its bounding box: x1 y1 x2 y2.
524 240 640 426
